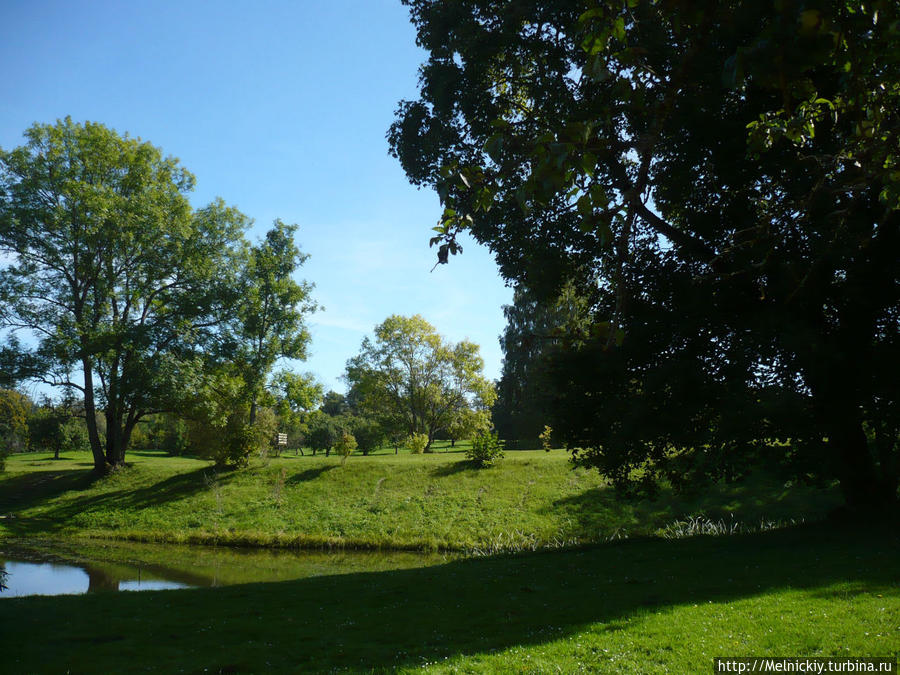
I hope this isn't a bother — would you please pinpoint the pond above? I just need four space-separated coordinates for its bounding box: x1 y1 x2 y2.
0 539 454 598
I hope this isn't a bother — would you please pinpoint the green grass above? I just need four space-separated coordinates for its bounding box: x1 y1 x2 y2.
0 448 841 551
3 523 897 673
1 447 896 672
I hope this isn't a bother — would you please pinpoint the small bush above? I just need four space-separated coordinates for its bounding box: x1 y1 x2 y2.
335 430 357 466
466 431 505 467
407 433 429 454
539 425 553 451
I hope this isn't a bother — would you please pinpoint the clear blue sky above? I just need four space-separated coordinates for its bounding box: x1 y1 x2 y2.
0 0 513 394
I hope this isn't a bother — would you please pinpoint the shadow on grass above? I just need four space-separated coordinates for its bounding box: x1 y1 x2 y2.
0 468 216 537
0 470 100 515
549 474 843 539
5 522 898 673
286 465 337 484
430 460 482 477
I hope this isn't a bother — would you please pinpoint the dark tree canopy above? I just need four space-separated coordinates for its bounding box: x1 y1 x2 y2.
391 1 899 510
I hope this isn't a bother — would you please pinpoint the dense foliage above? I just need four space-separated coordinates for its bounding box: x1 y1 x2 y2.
225 220 317 425
466 430 505 467
0 119 316 472
0 388 30 469
391 0 899 509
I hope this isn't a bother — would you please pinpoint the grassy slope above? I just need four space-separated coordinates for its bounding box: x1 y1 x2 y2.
3 524 897 673
0 447 841 551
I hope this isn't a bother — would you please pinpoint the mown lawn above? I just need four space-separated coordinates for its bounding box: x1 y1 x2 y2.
2 522 897 673
1 447 896 672
0 447 841 551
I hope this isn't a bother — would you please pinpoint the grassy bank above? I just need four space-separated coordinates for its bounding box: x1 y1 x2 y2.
0 448 841 551
3 522 897 673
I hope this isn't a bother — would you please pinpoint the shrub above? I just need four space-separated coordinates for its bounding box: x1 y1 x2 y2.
190 407 277 469
335 430 357 466
466 431 505 467
539 425 554 452
407 432 429 454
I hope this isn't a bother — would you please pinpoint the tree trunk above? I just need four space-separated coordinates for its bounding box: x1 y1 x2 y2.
105 404 119 467
827 414 897 512
875 427 899 504
830 416 877 508
809 359 897 513
81 357 108 474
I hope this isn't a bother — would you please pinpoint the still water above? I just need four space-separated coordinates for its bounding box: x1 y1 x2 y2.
0 539 452 598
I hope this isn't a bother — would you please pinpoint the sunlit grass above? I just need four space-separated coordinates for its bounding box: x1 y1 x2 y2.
0 447 842 551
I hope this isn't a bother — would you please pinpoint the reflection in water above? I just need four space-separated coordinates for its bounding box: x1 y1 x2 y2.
1 561 90 597
0 559 197 597
85 566 120 593
118 579 190 592
0 539 452 598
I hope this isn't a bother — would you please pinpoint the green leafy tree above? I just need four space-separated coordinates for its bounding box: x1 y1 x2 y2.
347 414 385 456
445 407 490 448
28 402 67 460
0 389 30 468
391 1 899 511
493 283 590 447
272 371 323 453
305 410 341 456
29 397 92 459
320 391 350 417
227 221 317 425
345 315 495 451
145 413 190 456
178 362 274 468
189 404 277 469
0 118 247 473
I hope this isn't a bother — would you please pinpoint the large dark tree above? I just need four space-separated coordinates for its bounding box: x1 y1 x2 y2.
390 1 899 510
